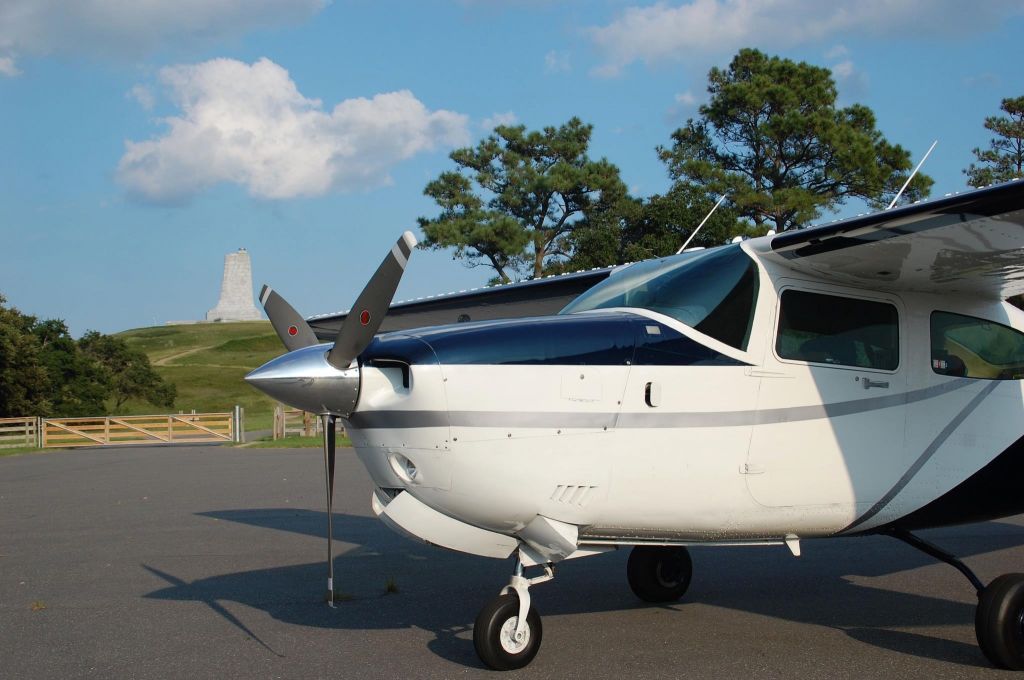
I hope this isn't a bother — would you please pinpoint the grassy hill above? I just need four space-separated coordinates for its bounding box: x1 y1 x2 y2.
117 321 283 430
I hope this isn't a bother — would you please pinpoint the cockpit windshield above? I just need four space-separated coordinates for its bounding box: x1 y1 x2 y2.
560 244 759 350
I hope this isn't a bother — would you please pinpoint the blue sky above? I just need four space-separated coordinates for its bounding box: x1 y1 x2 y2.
2 0 1022 335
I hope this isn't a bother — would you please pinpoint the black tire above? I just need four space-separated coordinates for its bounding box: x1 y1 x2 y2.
473 593 543 671
627 545 693 603
976 573 1024 670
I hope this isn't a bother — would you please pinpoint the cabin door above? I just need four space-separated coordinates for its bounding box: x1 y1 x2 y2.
745 287 908 510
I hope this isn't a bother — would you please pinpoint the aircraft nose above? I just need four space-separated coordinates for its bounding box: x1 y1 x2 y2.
245 344 360 416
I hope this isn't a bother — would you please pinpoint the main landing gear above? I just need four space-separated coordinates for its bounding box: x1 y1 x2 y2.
886 527 1024 670
626 545 693 602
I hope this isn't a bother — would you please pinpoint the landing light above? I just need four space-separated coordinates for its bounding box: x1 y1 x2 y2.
389 453 419 483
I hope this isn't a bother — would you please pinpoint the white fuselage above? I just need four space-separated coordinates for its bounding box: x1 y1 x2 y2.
347 241 1024 559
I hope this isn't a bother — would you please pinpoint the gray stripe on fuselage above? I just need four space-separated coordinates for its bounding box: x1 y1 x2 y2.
621 378 969 428
346 378 971 430
839 380 1000 535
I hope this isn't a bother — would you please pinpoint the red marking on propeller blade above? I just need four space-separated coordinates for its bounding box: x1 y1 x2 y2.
287 325 298 336
359 310 371 325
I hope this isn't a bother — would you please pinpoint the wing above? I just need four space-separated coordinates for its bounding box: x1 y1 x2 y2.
307 267 612 340
753 179 1024 299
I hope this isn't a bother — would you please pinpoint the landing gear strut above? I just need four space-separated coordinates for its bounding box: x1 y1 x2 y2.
474 556 554 671
886 527 1024 670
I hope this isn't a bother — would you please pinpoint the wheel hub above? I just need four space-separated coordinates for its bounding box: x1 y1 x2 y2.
656 558 684 587
499 616 530 653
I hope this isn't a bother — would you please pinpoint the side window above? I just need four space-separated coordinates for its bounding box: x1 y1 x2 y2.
931 311 1024 380
776 290 899 370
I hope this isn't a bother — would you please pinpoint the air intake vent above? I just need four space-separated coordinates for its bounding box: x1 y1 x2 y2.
550 484 596 507
380 487 404 501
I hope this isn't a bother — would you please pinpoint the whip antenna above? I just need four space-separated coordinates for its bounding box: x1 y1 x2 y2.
887 140 937 210
677 194 728 254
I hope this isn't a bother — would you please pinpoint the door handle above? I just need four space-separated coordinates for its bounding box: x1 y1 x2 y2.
645 381 661 407
861 378 889 390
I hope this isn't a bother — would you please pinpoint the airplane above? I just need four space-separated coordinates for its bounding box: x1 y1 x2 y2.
246 178 1024 671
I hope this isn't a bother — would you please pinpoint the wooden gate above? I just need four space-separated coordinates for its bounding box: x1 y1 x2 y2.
0 417 39 449
41 412 237 448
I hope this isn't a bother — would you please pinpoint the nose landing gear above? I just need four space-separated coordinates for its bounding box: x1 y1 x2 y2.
474 556 554 670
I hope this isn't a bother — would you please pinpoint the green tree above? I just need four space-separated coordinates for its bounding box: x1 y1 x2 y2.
33 319 109 416
659 48 932 232
565 183 755 270
0 295 49 417
78 332 176 411
964 96 1024 188
0 295 176 417
418 117 628 282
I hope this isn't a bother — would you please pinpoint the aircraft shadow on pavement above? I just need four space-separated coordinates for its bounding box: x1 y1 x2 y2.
141 508 1024 669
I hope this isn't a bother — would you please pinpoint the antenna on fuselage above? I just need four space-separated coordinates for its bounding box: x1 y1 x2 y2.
676 193 728 254
887 139 938 210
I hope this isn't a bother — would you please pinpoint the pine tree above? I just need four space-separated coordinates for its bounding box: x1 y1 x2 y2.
659 49 932 232
964 96 1024 188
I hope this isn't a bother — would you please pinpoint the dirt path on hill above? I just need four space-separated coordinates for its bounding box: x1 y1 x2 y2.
153 345 217 366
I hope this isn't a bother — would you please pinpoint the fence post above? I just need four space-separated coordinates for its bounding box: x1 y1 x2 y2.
273 404 282 440
232 405 244 443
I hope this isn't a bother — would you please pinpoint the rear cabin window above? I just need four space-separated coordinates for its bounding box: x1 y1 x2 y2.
931 311 1024 379
776 290 899 370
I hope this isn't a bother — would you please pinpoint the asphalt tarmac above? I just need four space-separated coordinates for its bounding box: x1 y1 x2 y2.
2 445 1023 679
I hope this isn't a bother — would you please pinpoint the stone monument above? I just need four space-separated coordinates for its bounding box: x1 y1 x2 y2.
206 248 263 322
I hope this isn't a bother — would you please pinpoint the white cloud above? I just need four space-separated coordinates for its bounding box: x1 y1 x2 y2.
830 59 868 99
481 111 519 131
0 0 325 70
544 50 571 74
666 89 699 122
128 84 155 110
117 58 470 202
590 64 621 79
674 90 696 106
0 55 19 77
825 44 849 60
831 60 855 80
964 72 1001 89
587 0 1023 76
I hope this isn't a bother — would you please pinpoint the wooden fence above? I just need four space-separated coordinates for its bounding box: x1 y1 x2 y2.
41 410 241 448
0 417 39 449
272 405 321 440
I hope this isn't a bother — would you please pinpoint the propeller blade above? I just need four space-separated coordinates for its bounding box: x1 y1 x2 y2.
260 285 319 352
322 414 336 607
326 231 417 369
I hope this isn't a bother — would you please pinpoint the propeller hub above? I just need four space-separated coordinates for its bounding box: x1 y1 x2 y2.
245 344 360 416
